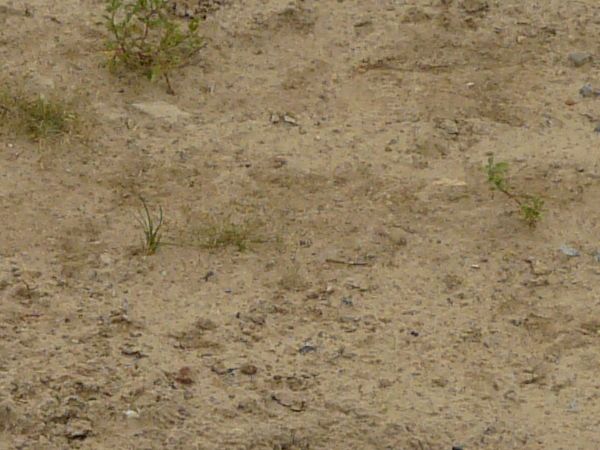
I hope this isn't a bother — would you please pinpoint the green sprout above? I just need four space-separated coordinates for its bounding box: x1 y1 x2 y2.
137 197 163 255
104 0 204 94
486 156 544 227
0 89 79 143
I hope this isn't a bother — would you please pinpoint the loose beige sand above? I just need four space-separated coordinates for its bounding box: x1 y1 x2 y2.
2 1 600 449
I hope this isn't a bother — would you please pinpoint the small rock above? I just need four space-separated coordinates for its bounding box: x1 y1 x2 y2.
437 118 459 135
131 101 191 124
385 138 398 152
99 253 112 265
568 52 593 67
419 178 469 202
195 318 217 331
299 238 312 247
593 251 600 262
272 113 299 126
354 19 373 28
203 270 215 281
595 124 600 133
211 362 230 375
124 410 140 419
299 344 317 354
283 114 298 125
528 259 551 276
378 379 393 388
559 245 580 257
174 366 195 385
579 83 600 98
65 419 92 440
341 297 353 306
120 345 148 358
239 363 258 375
271 392 306 412
271 156 287 168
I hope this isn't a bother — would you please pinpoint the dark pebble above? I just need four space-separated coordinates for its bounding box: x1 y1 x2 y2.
239 364 258 375
580 83 599 98
341 297 353 306
569 52 592 67
299 345 317 354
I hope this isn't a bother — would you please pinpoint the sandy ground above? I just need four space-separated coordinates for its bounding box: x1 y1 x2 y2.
2 0 600 449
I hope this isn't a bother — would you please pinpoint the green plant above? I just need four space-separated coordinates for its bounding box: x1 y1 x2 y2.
277 262 308 291
137 197 163 255
104 0 203 94
0 88 78 143
194 218 263 252
486 156 544 227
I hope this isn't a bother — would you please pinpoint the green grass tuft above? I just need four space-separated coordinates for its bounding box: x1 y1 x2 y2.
485 155 544 228
104 0 204 94
137 197 163 255
194 218 263 252
0 88 79 143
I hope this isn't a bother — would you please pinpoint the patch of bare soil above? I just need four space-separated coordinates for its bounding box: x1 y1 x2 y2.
2 0 600 449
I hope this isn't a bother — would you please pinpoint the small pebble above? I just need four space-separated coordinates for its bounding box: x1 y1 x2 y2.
559 245 580 257
299 344 317 354
378 378 393 388
438 119 459 135
239 364 258 375
124 410 140 419
341 297 353 306
568 52 593 67
65 419 92 440
567 399 579 412
579 83 599 98
174 366 194 385
283 114 298 126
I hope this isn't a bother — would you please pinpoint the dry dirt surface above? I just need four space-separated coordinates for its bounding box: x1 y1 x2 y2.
2 0 600 449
